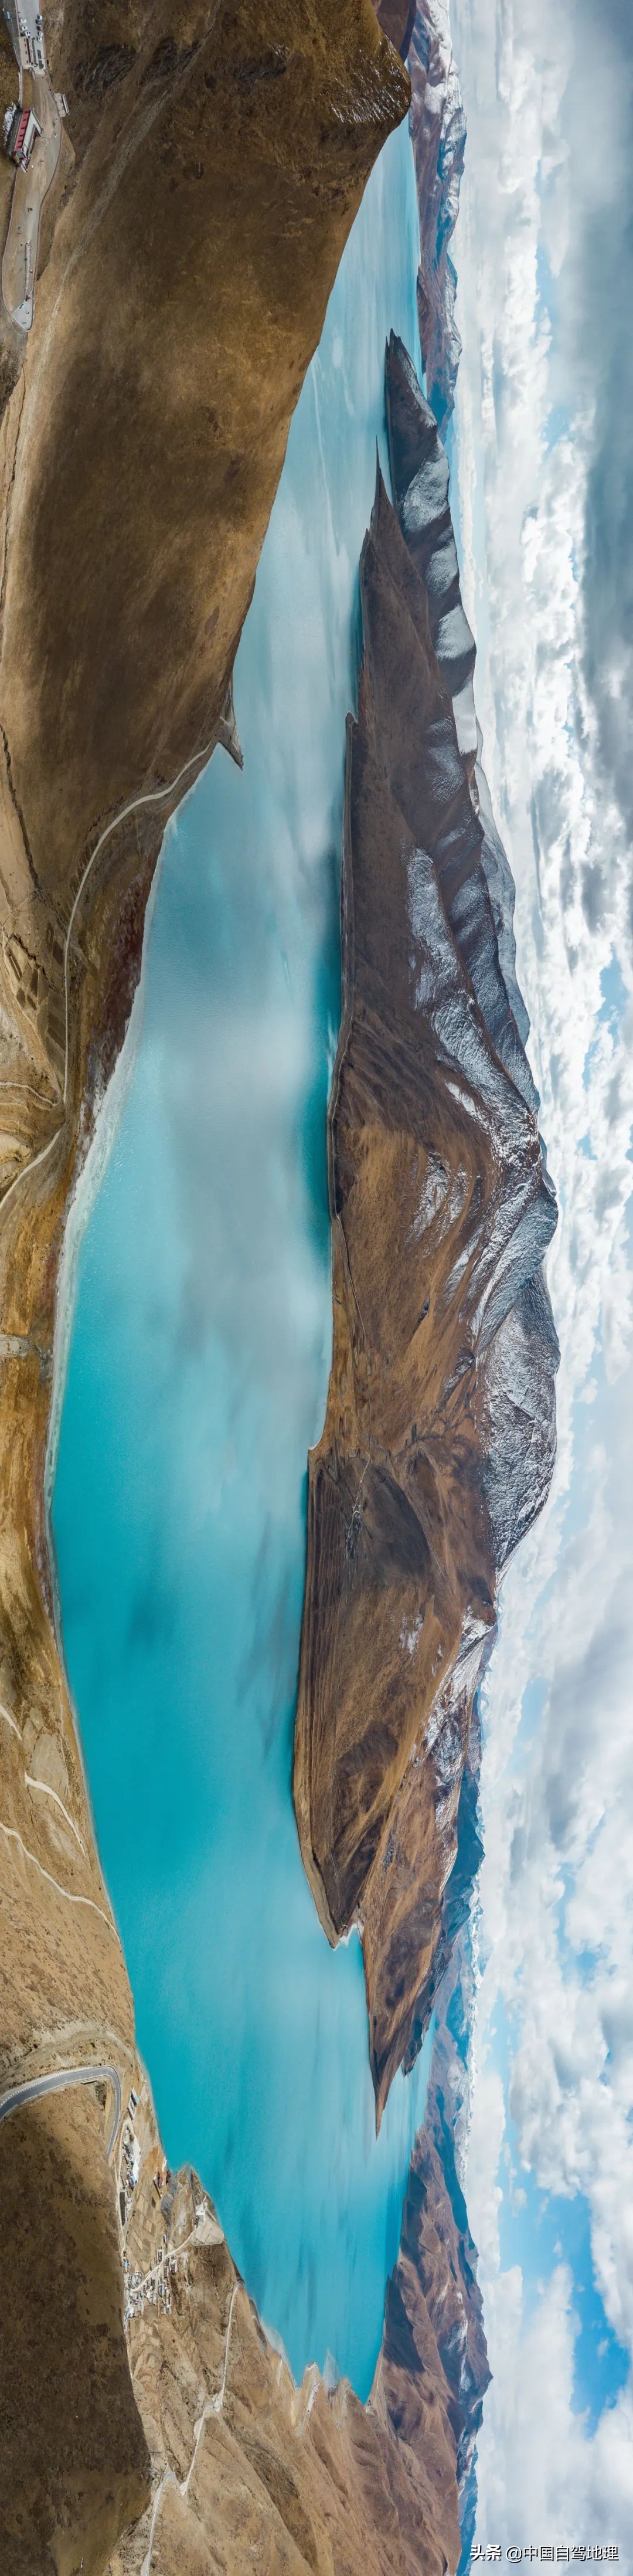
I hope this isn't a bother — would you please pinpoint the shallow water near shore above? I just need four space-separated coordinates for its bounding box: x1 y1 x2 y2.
53 121 432 2399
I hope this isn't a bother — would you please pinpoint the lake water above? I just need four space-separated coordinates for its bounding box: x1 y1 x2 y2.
52 120 431 2399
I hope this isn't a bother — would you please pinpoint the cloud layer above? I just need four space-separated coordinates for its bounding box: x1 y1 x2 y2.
447 0 633 2542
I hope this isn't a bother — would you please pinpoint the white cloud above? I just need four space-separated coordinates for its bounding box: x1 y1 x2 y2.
444 0 633 2539
476 2265 633 2544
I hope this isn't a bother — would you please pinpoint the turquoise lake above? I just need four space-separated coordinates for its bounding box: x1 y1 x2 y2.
52 120 432 2399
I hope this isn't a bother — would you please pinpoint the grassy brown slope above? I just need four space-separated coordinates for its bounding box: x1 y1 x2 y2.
0 8 410 2565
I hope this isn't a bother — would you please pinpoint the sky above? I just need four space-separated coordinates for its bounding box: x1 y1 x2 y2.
444 0 633 2548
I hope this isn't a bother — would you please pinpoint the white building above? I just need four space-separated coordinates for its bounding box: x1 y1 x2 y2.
2 101 41 167
16 11 46 73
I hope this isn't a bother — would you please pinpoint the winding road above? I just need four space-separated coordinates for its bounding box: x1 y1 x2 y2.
0 2060 122 2156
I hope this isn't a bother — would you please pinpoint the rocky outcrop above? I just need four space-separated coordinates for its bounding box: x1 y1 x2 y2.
377 2073 489 2530
416 1706 489 2555
294 334 558 2120
0 8 410 2566
375 0 418 59
407 0 467 423
375 0 468 424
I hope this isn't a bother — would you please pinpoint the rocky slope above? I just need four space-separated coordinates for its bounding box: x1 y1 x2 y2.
406 0 467 425
378 2070 489 2536
294 334 559 2120
375 0 417 55
375 0 468 425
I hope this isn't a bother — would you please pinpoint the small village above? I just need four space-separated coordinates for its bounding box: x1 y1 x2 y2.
123 2240 188 2331
114 2077 223 2335
1 0 67 324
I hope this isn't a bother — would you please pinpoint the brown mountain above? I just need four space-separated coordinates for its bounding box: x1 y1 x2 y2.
0 9 414 2567
294 337 558 2121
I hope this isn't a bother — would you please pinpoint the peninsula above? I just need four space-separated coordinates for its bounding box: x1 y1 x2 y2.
294 335 559 2119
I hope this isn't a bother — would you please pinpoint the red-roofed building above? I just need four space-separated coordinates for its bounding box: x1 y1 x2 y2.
2 103 41 169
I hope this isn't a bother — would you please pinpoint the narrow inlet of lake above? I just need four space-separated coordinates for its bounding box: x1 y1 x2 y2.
53 120 432 2400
